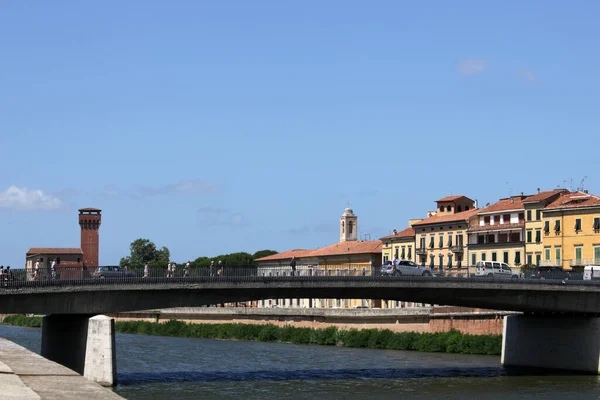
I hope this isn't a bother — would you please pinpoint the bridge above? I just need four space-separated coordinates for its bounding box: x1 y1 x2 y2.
3 275 600 384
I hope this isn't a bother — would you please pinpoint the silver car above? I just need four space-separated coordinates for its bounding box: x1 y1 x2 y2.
475 261 520 280
382 260 434 277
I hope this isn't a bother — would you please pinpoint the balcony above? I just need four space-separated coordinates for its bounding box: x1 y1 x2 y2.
416 248 427 256
569 259 599 267
450 246 464 253
468 241 524 249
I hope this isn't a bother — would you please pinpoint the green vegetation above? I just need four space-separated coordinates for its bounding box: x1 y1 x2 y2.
2 314 42 328
0 316 501 355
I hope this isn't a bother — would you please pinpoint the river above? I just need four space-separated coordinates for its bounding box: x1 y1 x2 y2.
0 324 598 399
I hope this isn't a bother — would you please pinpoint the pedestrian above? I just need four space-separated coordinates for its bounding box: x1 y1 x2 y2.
290 257 297 276
51 259 57 280
167 262 172 278
34 259 40 280
210 260 215 277
217 260 223 277
171 262 176 277
184 261 190 277
6 266 11 280
143 262 149 278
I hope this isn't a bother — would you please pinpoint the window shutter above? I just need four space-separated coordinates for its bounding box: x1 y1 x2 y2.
554 220 560 232
594 218 600 231
544 221 550 233
535 230 541 243
407 247 412 259
401 247 405 259
429 236 434 248
514 251 521 264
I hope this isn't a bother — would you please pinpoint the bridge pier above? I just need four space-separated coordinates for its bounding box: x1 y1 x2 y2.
41 314 117 386
502 314 600 374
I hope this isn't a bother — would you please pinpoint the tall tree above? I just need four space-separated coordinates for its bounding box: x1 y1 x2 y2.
253 250 278 260
120 238 171 269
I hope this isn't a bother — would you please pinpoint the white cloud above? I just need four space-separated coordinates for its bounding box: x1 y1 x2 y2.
0 186 62 211
138 180 221 196
458 58 488 75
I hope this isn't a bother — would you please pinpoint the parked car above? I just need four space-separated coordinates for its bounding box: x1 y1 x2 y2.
92 266 136 279
381 260 434 277
475 261 520 280
583 265 600 280
529 266 572 280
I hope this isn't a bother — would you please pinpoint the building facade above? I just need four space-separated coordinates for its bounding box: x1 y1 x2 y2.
522 189 565 266
541 191 600 270
380 227 416 263
467 196 527 269
412 196 478 272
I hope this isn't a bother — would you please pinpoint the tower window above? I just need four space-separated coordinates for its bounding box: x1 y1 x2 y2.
342 221 345 234
348 221 354 234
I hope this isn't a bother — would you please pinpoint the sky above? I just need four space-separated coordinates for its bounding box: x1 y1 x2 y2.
1 1 600 268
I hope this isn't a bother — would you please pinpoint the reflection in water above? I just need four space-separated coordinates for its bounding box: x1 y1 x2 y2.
1 324 600 400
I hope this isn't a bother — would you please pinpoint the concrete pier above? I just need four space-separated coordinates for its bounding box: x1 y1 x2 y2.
84 315 117 386
502 314 600 374
41 314 94 375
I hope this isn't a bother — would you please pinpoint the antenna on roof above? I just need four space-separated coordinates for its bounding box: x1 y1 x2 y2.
577 176 588 192
363 233 371 241
506 181 512 197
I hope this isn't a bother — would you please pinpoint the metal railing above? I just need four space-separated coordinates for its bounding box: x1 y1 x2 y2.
0 264 599 290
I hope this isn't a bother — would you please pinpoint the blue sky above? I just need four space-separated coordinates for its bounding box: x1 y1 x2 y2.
1 1 599 268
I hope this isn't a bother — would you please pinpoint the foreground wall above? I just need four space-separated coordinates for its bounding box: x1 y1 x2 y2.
110 306 510 335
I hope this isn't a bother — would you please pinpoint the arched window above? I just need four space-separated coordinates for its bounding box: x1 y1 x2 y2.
342 221 345 233
348 221 354 234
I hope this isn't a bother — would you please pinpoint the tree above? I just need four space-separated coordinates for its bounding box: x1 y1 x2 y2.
120 239 171 270
253 250 278 260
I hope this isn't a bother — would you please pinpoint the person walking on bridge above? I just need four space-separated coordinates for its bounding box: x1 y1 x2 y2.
171 262 176 277
217 260 223 277
51 259 57 280
143 263 149 278
34 259 40 280
167 262 173 278
184 261 190 277
210 260 215 277
290 257 297 276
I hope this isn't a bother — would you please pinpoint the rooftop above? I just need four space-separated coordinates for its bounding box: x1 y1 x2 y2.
522 189 566 204
545 191 600 210
79 207 102 212
412 208 480 227
380 227 415 240
436 195 471 203
255 240 382 262
477 196 528 215
26 248 83 256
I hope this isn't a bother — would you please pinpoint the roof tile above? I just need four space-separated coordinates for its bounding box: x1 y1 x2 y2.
26 248 83 255
380 227 415 240
545 191 600 210
412 208 479 226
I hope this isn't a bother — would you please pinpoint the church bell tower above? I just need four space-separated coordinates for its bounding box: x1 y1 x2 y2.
340 208 358 242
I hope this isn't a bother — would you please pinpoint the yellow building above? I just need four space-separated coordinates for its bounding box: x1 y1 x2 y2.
380 226 416 264
412 196 479 274
467 196 527 269
255 207 382 308
522 189 565 266
541 191 600 270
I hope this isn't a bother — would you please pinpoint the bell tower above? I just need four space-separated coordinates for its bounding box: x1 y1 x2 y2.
340 208 358 242
79 208 102 267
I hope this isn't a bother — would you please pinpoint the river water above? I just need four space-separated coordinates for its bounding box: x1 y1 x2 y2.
0 324 599 399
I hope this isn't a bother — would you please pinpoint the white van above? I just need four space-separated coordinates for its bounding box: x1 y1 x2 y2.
475 261 520 279
583 265 600 280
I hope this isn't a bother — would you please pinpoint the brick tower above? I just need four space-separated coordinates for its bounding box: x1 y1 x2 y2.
79 208 102 267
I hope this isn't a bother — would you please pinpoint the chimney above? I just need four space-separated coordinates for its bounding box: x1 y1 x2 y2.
475 199 478 208
521 192 524 196
393 229 397 235
584 190 589 194
537 188 541 194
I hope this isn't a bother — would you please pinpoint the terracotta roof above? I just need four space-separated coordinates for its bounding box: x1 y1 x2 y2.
255 249 313 262
436 195 470 202
26 248 83 255
468 222 524 232
79 207 102 212
477 196 527 214
522 190 565 204
310 240 382 257
545 191 600 210
380 227 415 240
412 208 479 226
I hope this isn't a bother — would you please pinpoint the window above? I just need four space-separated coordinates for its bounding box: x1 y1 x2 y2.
554 220 561 233
595 246 600 264
465 206 470 210
394 247 399 258
420 237 426 249
575 219 582 232
348 221 354 234
527 210 532 221
456 234 463 247
457 205 462 212
575 246 583 264
503 214 511 224
439 254 444 268
448 254 453 268
429 255 435 268
594 217 600 232
471 253 476 266
492 252 497 262
536 254 541 266
438 234 443 248
519 213 525 222
514 251 521 265
503 251 509 264
383 255 389 263
341 221 345 233
448 206 452 212
440 206 445 212
484 216 491 224
555 247 561 262
401 246 406 259
477 235 485 244
544 247 551 261
456 254 462 268
407 247 412 260
535 230 541 243
447 233 453 247
482 253 487 262
544 221 550 234
527 254 532 265
526 230 532 243
429 236 435 249
536 210 541 221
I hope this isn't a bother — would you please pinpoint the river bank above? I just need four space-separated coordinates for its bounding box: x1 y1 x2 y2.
1 315 502 355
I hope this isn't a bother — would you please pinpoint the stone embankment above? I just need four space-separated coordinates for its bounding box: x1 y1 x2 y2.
110 306 518 336
0 338 123 400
